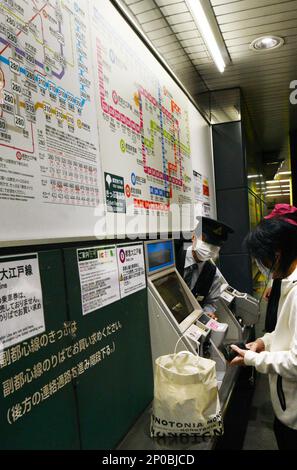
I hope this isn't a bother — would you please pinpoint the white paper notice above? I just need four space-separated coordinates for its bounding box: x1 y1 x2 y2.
0 254 45 349
203 203 211 217
193 171 203 203
77 246 120 315
117 244 146 299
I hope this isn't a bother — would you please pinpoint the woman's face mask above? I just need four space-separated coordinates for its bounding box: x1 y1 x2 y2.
255 259 272 279
193 239 221 262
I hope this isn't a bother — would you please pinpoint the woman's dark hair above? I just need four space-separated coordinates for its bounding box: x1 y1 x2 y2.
245 213 297 278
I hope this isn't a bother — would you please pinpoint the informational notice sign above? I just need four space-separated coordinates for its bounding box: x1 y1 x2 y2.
203 203 211 218
117 244 146 299
193 171 203 204
105 173 126 213
91 0 194 230
77 246 120 315
0 254 45 349
0 0 103 243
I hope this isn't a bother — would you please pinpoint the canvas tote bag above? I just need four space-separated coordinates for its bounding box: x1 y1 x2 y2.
151 351 223 438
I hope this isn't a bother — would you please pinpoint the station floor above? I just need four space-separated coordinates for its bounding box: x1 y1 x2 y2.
243 374 277 449
243 289 278 450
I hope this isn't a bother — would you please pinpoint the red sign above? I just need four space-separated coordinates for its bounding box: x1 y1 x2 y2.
203 185 210 197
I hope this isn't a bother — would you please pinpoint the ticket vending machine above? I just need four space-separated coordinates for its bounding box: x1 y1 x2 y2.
220 285 260 326
216 284 260 343
144 240 228 386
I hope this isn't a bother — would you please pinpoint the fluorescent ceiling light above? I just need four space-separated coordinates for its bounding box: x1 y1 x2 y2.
266 179 291 184
266 188 290 191
266 185 291 189
266 190 290 194
266 189 290 192
186 0 226 73
266 191 290 194
278 171 292 176
248 174 263 179
266 193 290 197
266 190 291 194
266 185 290 189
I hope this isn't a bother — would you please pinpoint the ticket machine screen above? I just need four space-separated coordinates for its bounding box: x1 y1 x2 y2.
153 272 194 324
146 240 175 274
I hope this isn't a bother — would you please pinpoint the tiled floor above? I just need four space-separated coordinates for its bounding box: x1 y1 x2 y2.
243 374 278 450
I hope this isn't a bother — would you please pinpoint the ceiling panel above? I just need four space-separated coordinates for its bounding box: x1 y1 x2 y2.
219 11 297 32
146 27 173 39
153 34 177 46
121 0 297 169
141 18 168 32
176 30 203 40
160 4 189 16
224 27 297 45
223 20 297 39
215 1 297 25
136 10 162 23
129 1 156 15
170 21 197 33
213 0 293 16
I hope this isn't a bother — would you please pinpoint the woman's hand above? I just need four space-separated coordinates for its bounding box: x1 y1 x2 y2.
229 339 265 366
245 339 265 353
207 312 218 321
229 345 247 366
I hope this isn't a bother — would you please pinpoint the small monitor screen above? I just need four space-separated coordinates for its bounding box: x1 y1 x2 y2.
153 272 194 324
146 240 174 274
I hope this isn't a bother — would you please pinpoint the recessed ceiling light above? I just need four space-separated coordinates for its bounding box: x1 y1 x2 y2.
250 36 284 52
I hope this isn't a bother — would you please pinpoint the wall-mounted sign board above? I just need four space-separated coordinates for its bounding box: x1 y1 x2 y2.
0 0 215 245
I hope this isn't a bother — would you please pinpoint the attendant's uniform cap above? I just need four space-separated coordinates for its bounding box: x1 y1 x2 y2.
195 216 234 246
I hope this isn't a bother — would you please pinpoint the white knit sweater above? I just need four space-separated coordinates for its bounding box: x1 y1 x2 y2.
244 266 297 429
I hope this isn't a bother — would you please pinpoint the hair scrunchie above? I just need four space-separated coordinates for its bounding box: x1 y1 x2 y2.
264 204 297 226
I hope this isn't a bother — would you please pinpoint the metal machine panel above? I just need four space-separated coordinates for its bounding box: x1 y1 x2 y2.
216 298 243 343
220 285 260 326
148 287 198 366
149 268 203 334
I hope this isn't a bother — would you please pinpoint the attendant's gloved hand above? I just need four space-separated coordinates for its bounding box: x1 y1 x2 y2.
264 287 272 302
207 311 218 321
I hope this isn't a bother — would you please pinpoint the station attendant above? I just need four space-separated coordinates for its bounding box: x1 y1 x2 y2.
177 216 234 320
230 204 297 450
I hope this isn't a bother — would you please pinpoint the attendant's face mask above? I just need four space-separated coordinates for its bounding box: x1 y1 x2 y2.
193 239 221 262
255 259 272 279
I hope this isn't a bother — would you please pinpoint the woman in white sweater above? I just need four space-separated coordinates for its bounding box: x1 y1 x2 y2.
230 204 297 450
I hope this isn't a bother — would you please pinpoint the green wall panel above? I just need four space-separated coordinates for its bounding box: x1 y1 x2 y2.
63 243 153 450
0 250 80 450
